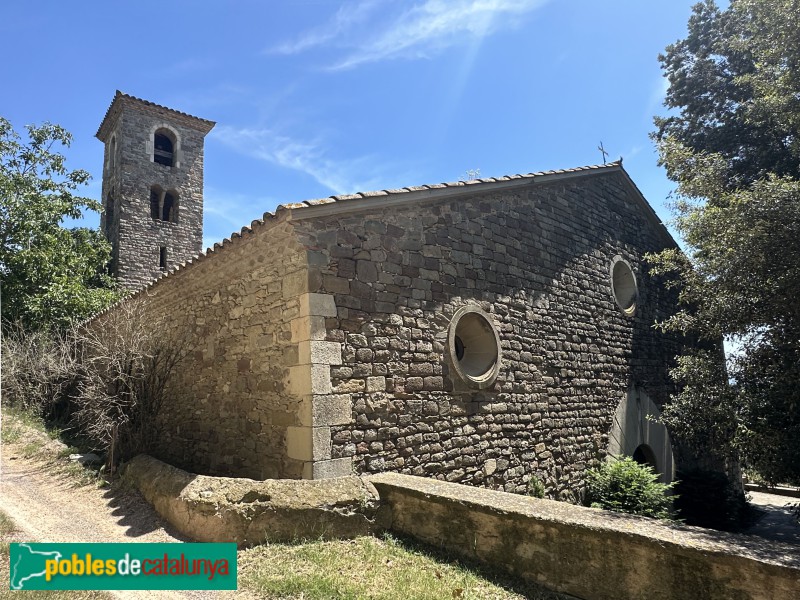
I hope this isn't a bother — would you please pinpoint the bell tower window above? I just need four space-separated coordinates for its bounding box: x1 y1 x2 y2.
109 136 116 170
149 186 178 223
105 193 114 234
150 187 161 219
162 192 176 222
153 130 175 166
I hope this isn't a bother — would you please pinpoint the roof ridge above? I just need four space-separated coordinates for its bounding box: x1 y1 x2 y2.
78 161 626 327
282 160 621 211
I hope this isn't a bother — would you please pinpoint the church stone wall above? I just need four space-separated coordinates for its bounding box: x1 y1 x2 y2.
294 171 683 497
112 220 312 479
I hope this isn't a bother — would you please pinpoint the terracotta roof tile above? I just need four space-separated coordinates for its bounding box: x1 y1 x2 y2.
96 91 215 140
80 161 633 326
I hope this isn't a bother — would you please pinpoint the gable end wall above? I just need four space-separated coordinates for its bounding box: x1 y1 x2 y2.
294 171 684 496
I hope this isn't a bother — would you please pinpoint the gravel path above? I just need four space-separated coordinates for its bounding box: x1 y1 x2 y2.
744 490 800 546
0 443 249 599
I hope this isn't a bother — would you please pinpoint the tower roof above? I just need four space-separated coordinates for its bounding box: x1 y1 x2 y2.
96 91 216 141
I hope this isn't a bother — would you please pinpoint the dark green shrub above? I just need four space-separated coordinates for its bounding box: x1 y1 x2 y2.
526 475 546 499
585 457 675 519
673 469 749 531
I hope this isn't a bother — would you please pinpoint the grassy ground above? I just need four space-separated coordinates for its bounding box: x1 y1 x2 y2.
238 534 565 600
1 406 105 488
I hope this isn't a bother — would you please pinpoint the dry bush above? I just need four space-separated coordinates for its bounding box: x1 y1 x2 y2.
2 298 186 474
70 298 187 473
1 324 78 418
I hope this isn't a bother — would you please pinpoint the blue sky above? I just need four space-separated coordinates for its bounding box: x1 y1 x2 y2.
1 0 700 250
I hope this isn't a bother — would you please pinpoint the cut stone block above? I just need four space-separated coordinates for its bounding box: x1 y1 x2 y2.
286 425 331 462
285 364 332 396
306 457 354 480
290 315 327 342
298 340 343 366
286 426 311 461
299 292 337 318
313 394 354 426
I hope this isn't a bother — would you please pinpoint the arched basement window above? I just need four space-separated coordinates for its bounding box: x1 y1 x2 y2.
633 443 658 471
153 130 174 166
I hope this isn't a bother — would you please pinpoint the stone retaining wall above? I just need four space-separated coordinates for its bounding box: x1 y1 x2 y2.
745 483 800 498
370 472 800 600
126 455 800 600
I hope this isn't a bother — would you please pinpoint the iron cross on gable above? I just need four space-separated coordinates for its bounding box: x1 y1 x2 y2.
598 141 609 165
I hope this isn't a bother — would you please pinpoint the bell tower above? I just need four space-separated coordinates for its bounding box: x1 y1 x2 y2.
96 91 215 289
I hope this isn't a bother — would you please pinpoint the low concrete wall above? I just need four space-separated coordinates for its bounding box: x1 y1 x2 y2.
123 455 386 547
126 456 799 599
745 483 800 498
369 473 800 600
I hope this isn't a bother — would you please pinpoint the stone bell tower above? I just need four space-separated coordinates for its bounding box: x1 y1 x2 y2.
96 91 215 289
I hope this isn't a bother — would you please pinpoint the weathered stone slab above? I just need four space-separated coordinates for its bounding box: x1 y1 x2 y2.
123 454 385 547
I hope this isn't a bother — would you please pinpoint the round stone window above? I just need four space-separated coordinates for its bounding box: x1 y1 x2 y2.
447 306 502 389
610 257 638 316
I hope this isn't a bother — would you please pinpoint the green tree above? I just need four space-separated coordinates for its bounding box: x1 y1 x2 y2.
0 117 118 331
655 0 800 187
651 0 800 484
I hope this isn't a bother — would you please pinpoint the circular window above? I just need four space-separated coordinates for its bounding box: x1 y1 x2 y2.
610 257 638 316
447 306 502 388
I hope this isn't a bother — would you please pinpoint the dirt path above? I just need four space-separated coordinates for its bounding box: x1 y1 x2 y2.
0 445 249 599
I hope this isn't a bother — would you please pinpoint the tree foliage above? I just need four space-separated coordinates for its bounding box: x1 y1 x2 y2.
655 0 800 187
651 0 800 484
0 117 118 332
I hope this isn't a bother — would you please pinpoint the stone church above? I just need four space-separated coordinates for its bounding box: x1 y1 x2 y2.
93 92 683 498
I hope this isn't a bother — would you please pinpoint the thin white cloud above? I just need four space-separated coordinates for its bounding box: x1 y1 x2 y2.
212 125 387 195
203 187 280 249
337 0 547 70
648 74 671 114
269 0 382 55
163 57 218 75
272 0 548 70
204 188 262 228
623 145 643 161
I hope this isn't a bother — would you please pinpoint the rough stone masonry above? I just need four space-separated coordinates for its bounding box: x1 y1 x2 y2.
90 93 686 500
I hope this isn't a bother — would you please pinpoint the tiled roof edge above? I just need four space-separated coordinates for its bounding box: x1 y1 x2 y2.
96 91 216 140
287 162 619 214
78 161 633 327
